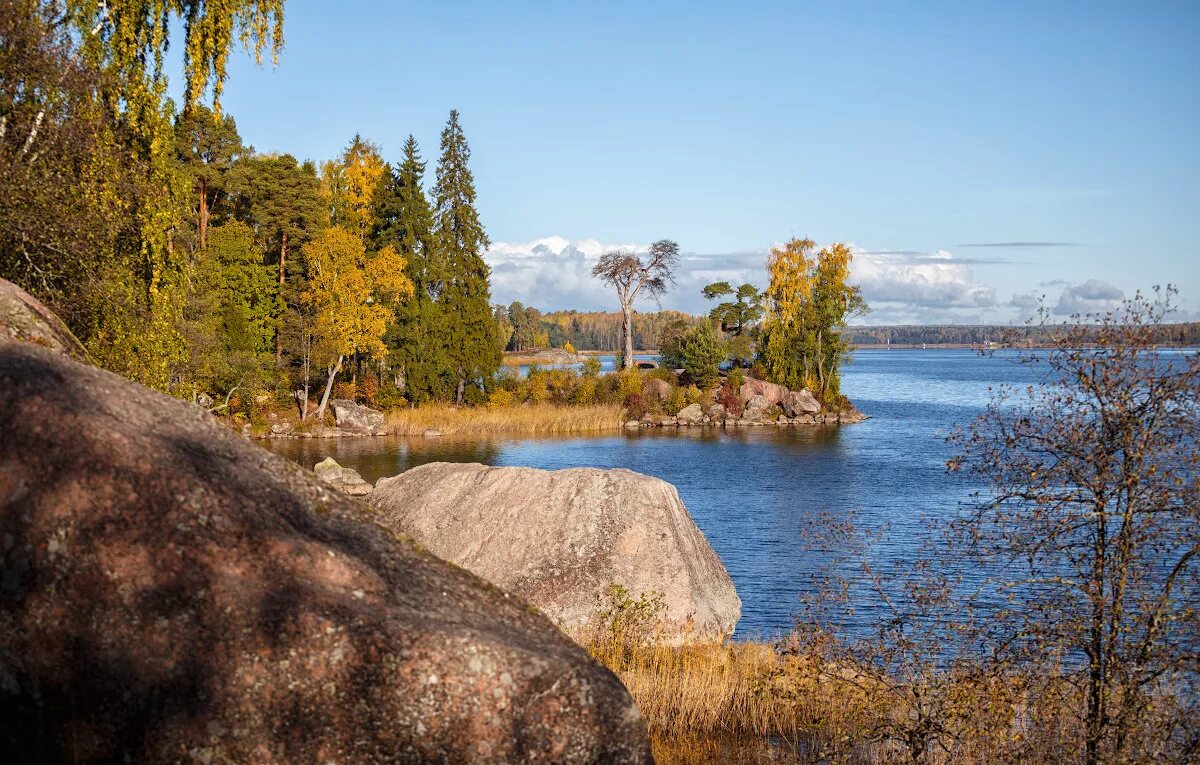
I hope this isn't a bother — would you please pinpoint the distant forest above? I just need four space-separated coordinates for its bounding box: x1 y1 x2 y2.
515 311 1200 351
843 323 1200 347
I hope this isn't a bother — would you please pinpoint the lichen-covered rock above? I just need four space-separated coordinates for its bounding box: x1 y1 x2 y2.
329 398 385 433
313 456 373 496
370 463 741 639
738 377 787 406
0 342 650 764
0 277 87 361
781 389 822 417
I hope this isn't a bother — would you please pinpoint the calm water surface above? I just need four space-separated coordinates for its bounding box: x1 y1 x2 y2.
262 350 1047 636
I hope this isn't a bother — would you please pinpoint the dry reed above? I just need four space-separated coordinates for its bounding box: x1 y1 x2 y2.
384 403 623 436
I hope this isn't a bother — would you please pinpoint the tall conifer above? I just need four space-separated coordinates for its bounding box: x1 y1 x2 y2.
432 110 499 403
374 136 451 402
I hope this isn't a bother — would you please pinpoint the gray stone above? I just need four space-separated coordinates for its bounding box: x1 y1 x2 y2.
370 463 741 639
743 393 777 422
676 403 704 425
0 342 650 764
781 388 822 417
329 398 385 433
313 456 372 495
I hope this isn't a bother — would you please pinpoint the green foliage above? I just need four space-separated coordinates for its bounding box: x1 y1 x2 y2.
664 386 687 415
582 356 602 376
593 583 666 650
727 367 746 391
703 280 762 336
433 110 499 402
677 323 724 390
759 239 867 399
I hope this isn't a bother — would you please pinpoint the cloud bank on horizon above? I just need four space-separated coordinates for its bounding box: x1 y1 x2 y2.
484 236 1143 324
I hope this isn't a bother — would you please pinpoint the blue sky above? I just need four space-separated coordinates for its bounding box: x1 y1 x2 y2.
207 1 1199 322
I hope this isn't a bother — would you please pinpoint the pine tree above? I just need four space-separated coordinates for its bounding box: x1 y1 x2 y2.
374 135 451 402
432 110 499 403
227 153 324 362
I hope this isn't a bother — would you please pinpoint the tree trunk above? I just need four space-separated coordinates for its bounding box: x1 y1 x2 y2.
315 355 343 421
456 377 466 405
276 231 287 363
816 329 826 398
622 304 634 370
198 179 209 251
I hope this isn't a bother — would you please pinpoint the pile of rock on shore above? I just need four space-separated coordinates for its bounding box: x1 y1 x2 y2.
631 377 867 429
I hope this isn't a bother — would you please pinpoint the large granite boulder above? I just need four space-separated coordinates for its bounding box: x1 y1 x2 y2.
739 377 788 406
0 277 87 362
330 398 385 433
370 463 740 639
781 389 822 417
0 342 650 764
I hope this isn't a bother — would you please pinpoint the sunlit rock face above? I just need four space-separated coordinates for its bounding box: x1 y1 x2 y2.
371 462 742 641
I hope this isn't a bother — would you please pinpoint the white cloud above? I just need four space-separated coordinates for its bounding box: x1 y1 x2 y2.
1053 279 1124 316
849 247 998 312
484 237 1006 321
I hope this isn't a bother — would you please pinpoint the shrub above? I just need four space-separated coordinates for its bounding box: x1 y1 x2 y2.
592 583 665 651
333 381 357 402
582 356 602 376
664 386 687 415
574 376 599 405
684 384 704 406
716 384 742 417
361 375 379 407
487 387 517 408
563 341 576 355
648 367 675 383
616 369 643 400
748 361 768 381
623 392 650 420
727 367 746 391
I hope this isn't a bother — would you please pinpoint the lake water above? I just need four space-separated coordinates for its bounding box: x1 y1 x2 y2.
261 350 1048 637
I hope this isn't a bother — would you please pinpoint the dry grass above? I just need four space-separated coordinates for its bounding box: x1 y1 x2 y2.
583 632 871 749
384 403 624 436
578 625 1187 764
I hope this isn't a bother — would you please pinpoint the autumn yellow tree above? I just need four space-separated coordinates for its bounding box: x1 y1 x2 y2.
320 135 387 241
759 238 865 399
301 227 412 419
759 237 816 390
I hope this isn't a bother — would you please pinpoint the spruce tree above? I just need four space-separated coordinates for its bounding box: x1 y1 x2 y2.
374 136 452 402
432 110 499 403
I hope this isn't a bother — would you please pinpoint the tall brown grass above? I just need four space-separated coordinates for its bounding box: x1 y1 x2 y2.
580 621 1189 764
384 403 623 436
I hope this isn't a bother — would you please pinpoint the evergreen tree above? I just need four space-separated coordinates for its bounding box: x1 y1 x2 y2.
174 106 247 250
373 135 452 402
432 110 499 403
227 153 324 361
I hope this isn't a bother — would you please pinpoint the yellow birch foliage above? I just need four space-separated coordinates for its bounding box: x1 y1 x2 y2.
760 237 816 390
301 228 413 362
321 136 387 240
